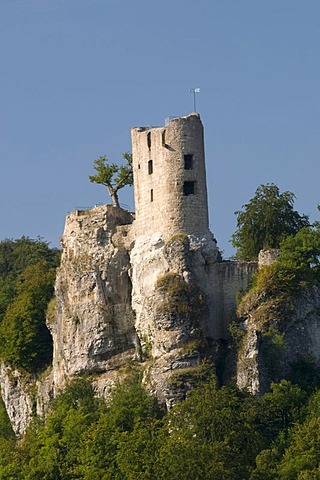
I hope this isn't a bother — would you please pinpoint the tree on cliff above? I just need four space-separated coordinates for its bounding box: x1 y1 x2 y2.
89 153 133 208
231 184 309 260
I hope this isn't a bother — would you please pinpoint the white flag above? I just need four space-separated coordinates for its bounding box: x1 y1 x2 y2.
194 88 200 93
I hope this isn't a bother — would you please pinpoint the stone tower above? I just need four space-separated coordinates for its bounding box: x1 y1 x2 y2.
131 113 209 239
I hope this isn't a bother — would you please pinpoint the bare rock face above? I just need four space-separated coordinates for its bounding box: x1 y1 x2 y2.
130 231 220 406
49 205 138 393
0 363 33 436
0 207 256 434
237 286 320 394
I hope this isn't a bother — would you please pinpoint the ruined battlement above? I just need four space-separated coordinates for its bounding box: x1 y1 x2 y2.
131 113 209 239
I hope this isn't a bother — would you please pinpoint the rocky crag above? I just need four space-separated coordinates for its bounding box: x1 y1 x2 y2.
3 209 320 436
1 203 255 435
50 205 251 406
3 113 320 436
236 283 320 395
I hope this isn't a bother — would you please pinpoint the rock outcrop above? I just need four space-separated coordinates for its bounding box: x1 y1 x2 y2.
130 231 220 406
49 205 138 395
1 204 257 434
3 113 320 435
237 286 320 394
0 364 34 436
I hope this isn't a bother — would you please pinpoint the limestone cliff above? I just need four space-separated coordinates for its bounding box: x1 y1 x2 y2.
1 204 257 434
47 206 253 408
130 231 220 406
2 112 320 435
0 364 34 436
49 205 138 395
52 207 223 407
236 285 320 394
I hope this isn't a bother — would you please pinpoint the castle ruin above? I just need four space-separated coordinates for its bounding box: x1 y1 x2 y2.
130 113 256 338
131 113 209 238
0 113 258 434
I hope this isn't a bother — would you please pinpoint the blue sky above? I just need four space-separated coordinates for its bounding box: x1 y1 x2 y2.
1 0 319 257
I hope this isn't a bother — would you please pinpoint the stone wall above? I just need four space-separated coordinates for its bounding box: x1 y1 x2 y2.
258 249 281 266
131 114 209 240
208 261 258 338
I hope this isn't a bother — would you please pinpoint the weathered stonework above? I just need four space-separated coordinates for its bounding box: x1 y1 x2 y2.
131 114 209 239
258 249 281 267
0 114 262 433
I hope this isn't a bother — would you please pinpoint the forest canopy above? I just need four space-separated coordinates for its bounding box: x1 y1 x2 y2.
0 373 319 479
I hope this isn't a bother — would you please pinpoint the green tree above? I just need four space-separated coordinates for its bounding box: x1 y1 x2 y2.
157 378 264 480
231 184 309 260
277 417 320 479
20 379 100 480
0 261 55 372
250 380 308 480
89 153 133 208
80 375 163 479
253 227 320 294
275 227 320 288
256 380 306 440
0 237 60 323
0 397 14 441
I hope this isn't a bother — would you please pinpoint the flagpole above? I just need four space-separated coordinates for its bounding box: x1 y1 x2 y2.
190 88 200 112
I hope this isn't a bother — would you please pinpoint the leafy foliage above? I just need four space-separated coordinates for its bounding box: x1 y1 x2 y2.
156 378 265 480
248 226 320 296
231 184 309 260
0 237 60 373
0 397 14 440
251 386 320 479
89 153 133 208
0 374 319 479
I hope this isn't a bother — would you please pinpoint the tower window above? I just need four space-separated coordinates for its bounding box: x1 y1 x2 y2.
148 159 153 175
184 154 193 170
147 132 151 150
162 130 166 146
183 181 195 196
150 189 154 202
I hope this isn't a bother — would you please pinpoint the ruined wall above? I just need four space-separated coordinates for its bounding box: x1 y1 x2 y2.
258 249 281 266
208 261 258 338
131 114 209 239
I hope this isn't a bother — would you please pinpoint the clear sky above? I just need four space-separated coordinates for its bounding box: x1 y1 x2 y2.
1 0 319 257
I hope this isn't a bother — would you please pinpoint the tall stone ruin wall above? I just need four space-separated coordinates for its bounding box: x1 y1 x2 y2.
131 114 209 240
208 261 258 338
